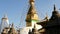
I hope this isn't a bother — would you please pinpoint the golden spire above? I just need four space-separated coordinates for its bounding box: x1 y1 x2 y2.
26 0 39 27
29 0 35 4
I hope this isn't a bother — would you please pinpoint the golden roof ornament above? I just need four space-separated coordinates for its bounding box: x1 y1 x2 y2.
29 0 35 5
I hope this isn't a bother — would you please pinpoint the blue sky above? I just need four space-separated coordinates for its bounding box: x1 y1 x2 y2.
0 0 60 28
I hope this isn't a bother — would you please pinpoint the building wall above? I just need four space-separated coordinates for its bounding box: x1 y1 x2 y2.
45 26 60 34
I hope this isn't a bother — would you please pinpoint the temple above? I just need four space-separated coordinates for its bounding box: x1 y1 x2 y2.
0 0 60 34
37 5 60 34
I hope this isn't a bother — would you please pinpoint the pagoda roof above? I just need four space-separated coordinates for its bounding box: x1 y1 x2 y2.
37 5 60 27
37 17 60 28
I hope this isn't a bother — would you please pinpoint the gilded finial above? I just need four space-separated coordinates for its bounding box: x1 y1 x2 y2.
29 0 35 2
29 0 35 4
